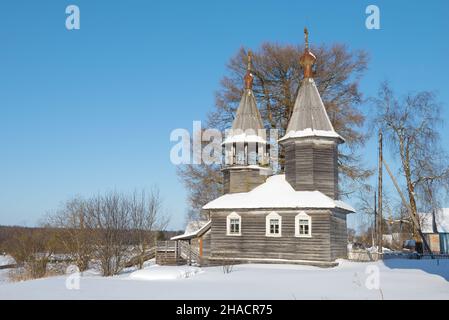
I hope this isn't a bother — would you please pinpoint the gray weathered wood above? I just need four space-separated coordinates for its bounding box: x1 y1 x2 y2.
284 139 339 199
223 167 268 194
205 208 347 263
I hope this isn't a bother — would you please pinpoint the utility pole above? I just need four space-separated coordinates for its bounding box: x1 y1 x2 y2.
373 191 377 248
382 158 433 256
377 131 383 255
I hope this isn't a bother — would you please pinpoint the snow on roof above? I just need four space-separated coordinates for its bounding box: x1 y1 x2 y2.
221 164 272 172
222 133 267 145
171 220 211 241
279 128 344 142
203 174 355 212
279 78 344 143
222 87 266 145
420 208 449 233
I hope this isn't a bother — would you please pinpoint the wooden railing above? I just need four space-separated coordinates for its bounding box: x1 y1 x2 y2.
178 241 200 266
154 240 201 266
157 241 176 251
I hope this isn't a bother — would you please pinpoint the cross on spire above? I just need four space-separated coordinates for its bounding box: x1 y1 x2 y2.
300 27 316 79
244 50 254 90
304 27 309 49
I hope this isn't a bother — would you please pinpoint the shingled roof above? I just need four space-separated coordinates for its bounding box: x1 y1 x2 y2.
279 29 343 143
223 52 266 145
231 89 264 133
280 78 343 142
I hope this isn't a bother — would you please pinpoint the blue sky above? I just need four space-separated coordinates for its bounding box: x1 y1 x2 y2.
0 0 448 230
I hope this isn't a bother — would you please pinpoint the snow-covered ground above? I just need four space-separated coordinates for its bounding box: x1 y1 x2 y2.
0 255 14 267
0 258 448 299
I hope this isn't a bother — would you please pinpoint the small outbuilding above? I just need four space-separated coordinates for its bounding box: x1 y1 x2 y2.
420 208 449 254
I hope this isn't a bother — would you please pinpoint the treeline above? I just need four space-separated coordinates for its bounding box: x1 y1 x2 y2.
0 189 180 279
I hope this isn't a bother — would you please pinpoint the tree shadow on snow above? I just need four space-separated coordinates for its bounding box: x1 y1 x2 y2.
383 258 449 282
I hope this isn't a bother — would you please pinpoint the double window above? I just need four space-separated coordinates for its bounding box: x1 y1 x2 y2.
226 212 241 236
230 218 240 234
270 220 280 234
265 211 282 237
295 212 312 237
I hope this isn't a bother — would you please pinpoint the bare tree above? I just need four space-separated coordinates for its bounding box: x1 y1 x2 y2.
178 42 371 212
45 189 168 276
6 228 56 279
129 188 168 269
48 197 93 272
88 192 131 276
372 82 449 241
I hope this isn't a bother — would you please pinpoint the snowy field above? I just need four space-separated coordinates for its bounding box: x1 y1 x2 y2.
0 257 449 300
0 255 14 267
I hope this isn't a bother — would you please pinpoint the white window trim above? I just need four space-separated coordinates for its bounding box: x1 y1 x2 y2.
266 211 282 237
295 211 312 238
226 212 242 236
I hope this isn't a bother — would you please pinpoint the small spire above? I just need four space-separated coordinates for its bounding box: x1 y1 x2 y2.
244 50 254 90
304 27 309 49
300 27 316 79
247 50 252 71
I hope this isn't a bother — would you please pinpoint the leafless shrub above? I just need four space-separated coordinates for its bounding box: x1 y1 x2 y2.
222 261 234 274
47 197 93 272
6 229 56 280
129 188 169 269
87 192 131 276
216 252 236 274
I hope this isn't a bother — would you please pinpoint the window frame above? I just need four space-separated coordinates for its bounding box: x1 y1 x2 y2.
265 211 282 237
295 211 312 238
226 212 242 236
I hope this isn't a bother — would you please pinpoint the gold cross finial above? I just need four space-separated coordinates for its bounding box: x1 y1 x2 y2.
247 50 252 71
244 50 254 90
300 28 316 78
304 27 309 49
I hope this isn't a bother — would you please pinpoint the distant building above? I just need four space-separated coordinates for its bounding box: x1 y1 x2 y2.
420 208 449 254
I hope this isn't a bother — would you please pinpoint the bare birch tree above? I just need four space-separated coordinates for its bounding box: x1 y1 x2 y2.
372 82 449 241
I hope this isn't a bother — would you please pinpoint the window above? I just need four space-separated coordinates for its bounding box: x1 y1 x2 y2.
226 212 241 236
270 219 280 234
266 212 282 237
295 212 312 238
230 218 240 234
298 219 309 235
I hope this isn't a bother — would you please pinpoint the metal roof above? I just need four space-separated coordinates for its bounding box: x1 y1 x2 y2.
280 78 343 142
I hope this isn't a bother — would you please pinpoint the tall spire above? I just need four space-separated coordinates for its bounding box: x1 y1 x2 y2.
244 50 254 90
280 28 342 199
226 50 263 133
300 27 316 79
222 50 270 194
223 49 264 139
280 27 343 143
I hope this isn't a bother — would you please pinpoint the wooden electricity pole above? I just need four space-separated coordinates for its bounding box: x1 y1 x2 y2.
382 158 433 256
373 191 377 248
377 131 383 255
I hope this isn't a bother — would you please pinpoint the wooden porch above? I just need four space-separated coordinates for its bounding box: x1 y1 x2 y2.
156 240 200 266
